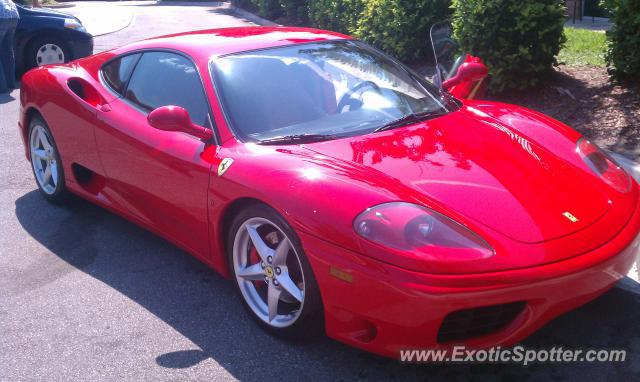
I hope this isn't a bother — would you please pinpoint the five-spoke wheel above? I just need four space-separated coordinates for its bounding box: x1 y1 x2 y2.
28 116 68 202
228 204 323 337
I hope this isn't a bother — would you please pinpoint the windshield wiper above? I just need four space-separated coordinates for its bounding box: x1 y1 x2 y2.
257 133 339 145
373 111 448 133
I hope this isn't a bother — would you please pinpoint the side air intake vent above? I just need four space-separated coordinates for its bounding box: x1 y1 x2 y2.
67 78 105 107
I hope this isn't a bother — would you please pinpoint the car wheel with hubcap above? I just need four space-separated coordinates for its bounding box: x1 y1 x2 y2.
28 116 68 203
228 204 323 338
26 37 68 69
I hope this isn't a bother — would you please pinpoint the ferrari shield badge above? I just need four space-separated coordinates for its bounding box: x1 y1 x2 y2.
562 211 579 223
218 158 234 177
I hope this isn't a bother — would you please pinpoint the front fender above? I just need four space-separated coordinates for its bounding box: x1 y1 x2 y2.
205 142 403 276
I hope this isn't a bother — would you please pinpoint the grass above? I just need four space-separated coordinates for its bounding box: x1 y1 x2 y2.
557 27 607 67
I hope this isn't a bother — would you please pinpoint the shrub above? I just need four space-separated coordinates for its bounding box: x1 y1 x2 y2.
235 0 449 62
356 0 452 62
254 0 284 19
278 0 310 25
230 0 258 12
452 0 566 92
601 0 640 80
232 0 309 25
308 0 366 35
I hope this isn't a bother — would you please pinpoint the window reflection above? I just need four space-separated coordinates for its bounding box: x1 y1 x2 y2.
212 41 451 142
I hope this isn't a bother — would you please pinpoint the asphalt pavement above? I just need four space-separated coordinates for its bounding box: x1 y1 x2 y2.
1 2 639 381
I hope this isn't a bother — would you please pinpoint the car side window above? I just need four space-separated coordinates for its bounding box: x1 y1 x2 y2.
124 51 211 127
101 53 141 96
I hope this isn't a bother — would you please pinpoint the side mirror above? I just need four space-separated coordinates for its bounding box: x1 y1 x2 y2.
147 105 213 140
442 62 489 90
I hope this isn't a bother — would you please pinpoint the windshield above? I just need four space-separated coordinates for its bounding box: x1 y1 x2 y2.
211 40 456 143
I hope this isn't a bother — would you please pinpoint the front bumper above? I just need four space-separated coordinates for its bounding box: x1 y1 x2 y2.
300 201 640 358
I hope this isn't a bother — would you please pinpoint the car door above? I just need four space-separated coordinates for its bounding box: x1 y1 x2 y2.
94 50 216 257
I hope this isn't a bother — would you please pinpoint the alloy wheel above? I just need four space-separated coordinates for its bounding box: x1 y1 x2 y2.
30 124 59 195
232 217 306 328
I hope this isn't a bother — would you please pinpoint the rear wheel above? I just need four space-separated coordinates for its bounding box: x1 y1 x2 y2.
227 204 323 339
28 116 69 203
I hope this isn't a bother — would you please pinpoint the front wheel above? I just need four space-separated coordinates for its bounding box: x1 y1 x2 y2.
26 37 69 69
228 204 323 339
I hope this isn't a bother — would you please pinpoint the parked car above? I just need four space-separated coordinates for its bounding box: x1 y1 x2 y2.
14 2 93 74
17 26 639 358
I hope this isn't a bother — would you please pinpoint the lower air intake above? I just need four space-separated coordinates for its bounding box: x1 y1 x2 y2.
437 301 527 343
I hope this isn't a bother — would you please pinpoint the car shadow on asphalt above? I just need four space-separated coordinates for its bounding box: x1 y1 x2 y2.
14 190 640 381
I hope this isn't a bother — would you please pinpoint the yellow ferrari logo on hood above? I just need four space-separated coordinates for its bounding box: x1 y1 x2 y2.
218 158 234 177
563 211 579 223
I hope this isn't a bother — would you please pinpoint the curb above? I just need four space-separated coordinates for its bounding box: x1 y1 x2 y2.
226 4 280 26
92 12 134 37
152 1 279 25
48 1 278 38
60 2 136 37
153 1 225 6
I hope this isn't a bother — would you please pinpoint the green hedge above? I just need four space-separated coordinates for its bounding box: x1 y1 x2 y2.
452 0 566 92
230 0 308 25
234 0 572 91
601 0 640 80
356 0 451 62
308 0 365 35
230 0 258 12
236 0 448 62
278 0 310 25
251 0 283 20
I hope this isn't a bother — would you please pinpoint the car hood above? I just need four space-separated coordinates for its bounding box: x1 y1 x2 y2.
17 5 73 19
303 107 612 244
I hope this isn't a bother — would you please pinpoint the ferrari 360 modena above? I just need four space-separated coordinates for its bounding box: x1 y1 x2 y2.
18 26 639 358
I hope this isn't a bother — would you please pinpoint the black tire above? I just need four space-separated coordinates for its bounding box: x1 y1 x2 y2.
28 115 70 203
227 203 324 339
25 36 69 70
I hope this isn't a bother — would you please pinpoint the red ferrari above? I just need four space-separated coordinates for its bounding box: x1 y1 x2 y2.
18 26 639 358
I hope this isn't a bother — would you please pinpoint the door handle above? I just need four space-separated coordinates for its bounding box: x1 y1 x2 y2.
99 104 112 112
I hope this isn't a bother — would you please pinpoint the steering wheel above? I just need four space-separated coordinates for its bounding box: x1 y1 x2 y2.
336 81 381 113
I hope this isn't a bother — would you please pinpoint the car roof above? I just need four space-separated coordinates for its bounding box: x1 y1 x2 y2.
113 26 351 62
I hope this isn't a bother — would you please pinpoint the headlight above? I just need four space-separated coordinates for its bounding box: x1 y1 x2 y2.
353 202 494 262
64 18 86 33
576 138 631 193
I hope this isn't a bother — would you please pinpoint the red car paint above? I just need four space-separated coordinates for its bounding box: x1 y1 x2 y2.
446 54 488 100
18 27 639 358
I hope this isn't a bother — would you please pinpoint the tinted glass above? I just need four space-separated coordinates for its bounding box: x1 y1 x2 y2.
211 40 452 142
102 53 140 95
126 52 210 127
